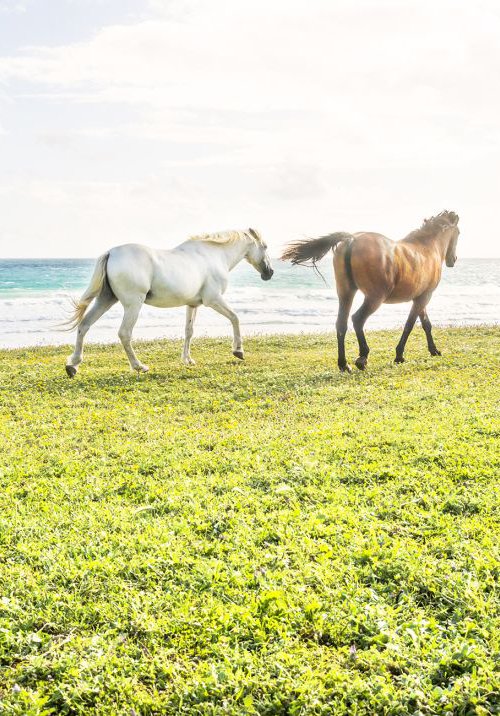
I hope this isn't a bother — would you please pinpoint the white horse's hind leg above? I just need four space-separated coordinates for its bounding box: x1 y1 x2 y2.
182 306 197 365
118 298 149 373
207 296 244 359
66 292 117 377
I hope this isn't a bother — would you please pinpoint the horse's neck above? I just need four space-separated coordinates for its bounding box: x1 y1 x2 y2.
218 239 249 271
409 230 451 262
429 229 454 261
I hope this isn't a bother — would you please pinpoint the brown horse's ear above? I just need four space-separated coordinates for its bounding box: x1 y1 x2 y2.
248 227 260 240
449 211 459 225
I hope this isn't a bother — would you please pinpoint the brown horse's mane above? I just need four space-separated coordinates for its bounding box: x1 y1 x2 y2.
404 210 459 242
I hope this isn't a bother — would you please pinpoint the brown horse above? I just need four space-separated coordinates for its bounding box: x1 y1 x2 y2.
282 210 460 371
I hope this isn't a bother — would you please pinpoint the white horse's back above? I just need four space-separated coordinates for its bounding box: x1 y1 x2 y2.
107 243 207 308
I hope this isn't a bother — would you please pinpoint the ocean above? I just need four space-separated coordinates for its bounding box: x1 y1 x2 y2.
0 257 498 348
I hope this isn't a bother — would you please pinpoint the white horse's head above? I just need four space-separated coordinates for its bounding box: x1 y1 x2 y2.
245 228 274 281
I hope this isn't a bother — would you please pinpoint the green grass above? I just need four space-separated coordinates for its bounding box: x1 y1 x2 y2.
0 327 499 715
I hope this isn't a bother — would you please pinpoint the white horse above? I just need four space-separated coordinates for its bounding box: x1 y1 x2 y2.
65 228 273 376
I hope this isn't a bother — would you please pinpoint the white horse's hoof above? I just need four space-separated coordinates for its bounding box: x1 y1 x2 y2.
183 357 196 366
66 365 78 378
232 350 244 360
134 364 149 373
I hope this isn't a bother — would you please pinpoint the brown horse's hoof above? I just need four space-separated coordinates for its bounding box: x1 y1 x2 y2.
394 355 405 364
233 351 244 360
430 349 441 356
355 356 367 370
65 365 77 378
339 364 352 373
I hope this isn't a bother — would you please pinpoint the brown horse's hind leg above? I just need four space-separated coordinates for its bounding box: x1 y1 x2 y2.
336 290 356 372
395 303 420 363
352 298 383 370
419 309 441 356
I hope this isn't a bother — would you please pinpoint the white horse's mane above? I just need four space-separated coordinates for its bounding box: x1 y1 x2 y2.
189 229 262 245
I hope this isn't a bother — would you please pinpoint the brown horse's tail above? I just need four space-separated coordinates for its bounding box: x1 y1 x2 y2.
281 232 353 269
61 252 110 330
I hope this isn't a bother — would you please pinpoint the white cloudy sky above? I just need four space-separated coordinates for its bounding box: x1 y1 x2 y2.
0 0 499 258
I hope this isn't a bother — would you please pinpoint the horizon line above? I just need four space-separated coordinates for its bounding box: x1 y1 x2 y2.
1 255 499 262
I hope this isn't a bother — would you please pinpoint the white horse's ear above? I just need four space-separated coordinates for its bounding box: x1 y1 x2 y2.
248 228 260 241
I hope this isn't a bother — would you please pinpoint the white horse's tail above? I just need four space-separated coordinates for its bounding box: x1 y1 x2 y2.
63 252 110 330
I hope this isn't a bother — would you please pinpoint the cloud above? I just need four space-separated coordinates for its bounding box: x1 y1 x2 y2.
0 1 495 111
0 0 498 166
0 0 499 256
259 161 327 201
0 1 27 13
0 175 212 256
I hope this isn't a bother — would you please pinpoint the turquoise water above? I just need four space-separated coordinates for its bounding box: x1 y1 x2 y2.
0 258 329 296
1 257 500 295
0 259 96 296
0 258 498 347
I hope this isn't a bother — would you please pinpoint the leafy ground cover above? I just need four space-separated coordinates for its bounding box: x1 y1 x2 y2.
0 326 499 715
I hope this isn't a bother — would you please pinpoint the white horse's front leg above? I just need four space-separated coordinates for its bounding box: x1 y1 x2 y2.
182 306 197 365
207 296 244 359
118 298 149 373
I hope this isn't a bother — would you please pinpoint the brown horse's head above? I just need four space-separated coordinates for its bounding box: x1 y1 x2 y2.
443 211 460 267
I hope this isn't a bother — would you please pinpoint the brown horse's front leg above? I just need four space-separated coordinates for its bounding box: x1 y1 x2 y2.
352 298 382 370
395 303 420 363
419 309 441 356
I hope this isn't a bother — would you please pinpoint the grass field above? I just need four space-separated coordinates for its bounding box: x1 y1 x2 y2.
0 327 499 715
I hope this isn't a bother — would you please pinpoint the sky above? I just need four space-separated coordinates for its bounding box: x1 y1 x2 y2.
0 0 499 258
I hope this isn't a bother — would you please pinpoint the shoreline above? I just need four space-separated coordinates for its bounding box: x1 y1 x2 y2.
2 258 499 349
